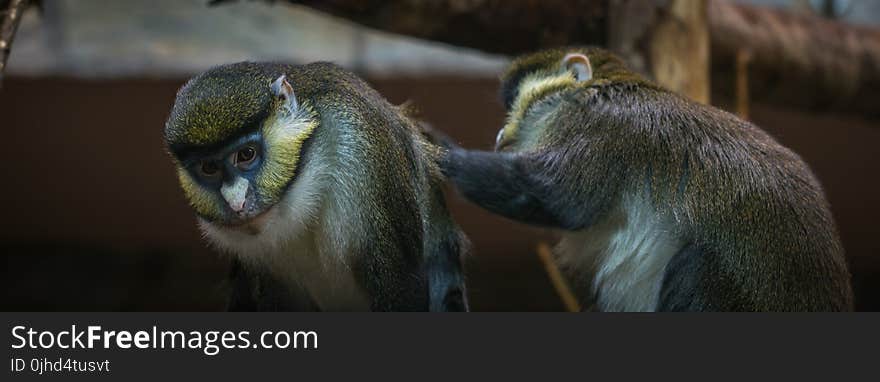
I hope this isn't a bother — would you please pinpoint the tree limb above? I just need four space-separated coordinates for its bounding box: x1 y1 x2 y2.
0 0 29 87
281 0 609 55
709 0 880 117
252 0 880 117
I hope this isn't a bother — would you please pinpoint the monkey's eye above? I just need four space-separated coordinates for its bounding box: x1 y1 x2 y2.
233 146 258 170
198 161 221 179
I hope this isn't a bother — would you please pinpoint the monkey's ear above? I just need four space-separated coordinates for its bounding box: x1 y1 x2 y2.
562 53 593 82
270 75 298 110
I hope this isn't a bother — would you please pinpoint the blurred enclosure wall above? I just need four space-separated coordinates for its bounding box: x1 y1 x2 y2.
1 0 878 311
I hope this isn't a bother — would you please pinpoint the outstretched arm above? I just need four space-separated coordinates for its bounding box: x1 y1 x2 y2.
442 148 578 229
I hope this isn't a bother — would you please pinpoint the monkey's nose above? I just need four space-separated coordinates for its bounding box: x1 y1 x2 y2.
228 198 246 213
220 176 249 213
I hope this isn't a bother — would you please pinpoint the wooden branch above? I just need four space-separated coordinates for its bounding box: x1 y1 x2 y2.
536 242 581 312
281 0 609 55
258 0 880 117
709 0 880 117
0 0 29 87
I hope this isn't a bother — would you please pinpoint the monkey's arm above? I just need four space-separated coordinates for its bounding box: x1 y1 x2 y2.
349 191 430 311
425 226 469 312
442 148 578 229
354 242 428 312
227 259 321 312
227 259 258 311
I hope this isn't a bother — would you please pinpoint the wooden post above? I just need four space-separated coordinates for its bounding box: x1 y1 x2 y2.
649 0 711 104
609 0 710 104
735 49 752 119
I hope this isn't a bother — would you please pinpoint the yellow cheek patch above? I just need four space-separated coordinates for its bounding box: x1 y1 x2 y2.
256 100 319 203
177 167 223 220
502 72 576 148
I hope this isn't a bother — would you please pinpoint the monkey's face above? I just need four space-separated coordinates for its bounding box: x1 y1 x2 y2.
165 63 317 234
495 47 638 151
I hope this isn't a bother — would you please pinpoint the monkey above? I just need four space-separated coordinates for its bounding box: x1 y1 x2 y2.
164 61 468 311
438 47 853 311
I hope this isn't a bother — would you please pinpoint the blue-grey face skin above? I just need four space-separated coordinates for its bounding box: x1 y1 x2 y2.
178 131 270 223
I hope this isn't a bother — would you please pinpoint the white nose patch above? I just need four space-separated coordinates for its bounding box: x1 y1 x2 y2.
221 176 249 212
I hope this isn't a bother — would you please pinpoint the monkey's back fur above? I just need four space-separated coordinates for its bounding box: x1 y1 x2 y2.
443 48 852 311
547 79 850 311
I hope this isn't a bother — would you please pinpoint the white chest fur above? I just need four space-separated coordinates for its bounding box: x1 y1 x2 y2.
200 199 371 311
263 234 370 311
556 195 683 312
199 137 371 311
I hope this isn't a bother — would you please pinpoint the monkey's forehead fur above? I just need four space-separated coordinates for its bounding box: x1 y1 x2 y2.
500 47 655 108
165 61 341 152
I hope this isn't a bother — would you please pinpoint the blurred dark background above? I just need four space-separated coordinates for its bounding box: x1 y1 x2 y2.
1 0 878 311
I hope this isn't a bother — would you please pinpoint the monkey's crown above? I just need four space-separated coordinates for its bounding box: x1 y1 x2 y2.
165 62 284 151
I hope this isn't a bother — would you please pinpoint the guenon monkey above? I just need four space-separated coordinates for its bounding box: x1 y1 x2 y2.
164 62 468 311
440 47 852 311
